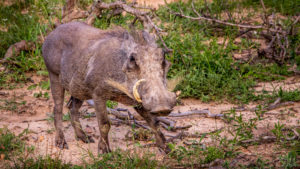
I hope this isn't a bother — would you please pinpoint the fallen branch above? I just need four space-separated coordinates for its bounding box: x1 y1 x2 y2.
169 109 223 118
240 135 276 145
85 0 172 51
166 127 224 142
167 5 286 34
157 117 175 128
251 99 295 112
110 117 150 130
107 108 129 120
1 40 35 64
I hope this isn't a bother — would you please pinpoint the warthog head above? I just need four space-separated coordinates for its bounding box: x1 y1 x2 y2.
108 29 176 116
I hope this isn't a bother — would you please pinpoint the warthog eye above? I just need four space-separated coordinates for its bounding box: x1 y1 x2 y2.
130 53 136 62
127 53 138 70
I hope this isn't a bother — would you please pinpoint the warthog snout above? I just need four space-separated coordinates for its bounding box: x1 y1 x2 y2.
136 80 176 116
149 92 176 116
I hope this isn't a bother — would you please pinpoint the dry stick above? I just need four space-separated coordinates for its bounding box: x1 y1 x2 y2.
110 117 150 130
167 6 286 34
169 109 223 118
157 117 175 128
284 128 300 141
165 127 224 143
157 117 192 131
87 0 171 52
260 0 269 27
87 100 193 131
241 135 276 145
145 15 172 52
249 100 294 112
107 108 128 120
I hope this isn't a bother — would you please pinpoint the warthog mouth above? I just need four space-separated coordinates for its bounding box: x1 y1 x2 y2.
105 79 146 103
150 111 171 116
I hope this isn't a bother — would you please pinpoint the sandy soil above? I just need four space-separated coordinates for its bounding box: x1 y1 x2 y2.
0 74 299 166
128 0 184 8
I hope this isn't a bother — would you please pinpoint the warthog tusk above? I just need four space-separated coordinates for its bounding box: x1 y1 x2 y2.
133 79 146 103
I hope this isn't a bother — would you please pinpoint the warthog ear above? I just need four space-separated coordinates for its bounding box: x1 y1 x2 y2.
129 25 156 47
121 31 136 54
142 31 157 47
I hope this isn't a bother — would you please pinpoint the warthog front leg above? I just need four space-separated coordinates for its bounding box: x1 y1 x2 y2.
69 97 94 143
93 96 111 153
135 108 171 153
49 72 68 149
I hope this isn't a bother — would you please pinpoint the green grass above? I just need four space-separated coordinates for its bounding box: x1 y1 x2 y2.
156 0 299 103
0 0 64 88
0 127 27 160
254 88 300 104
0 98 26 112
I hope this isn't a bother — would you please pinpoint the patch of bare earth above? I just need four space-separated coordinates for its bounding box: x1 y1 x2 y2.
0 74 299 167
128 0 184 8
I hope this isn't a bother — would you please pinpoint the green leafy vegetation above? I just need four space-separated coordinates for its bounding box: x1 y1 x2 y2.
106 100 118 109
0 98 26 112
156 0 299 103
0 0 64 88
279 151 299 169
0 127 28 160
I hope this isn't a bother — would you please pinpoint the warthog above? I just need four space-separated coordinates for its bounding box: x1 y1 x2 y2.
42 22 176 153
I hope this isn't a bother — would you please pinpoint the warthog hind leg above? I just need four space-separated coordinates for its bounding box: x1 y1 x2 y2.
69 96 95 143
93 96 111 153
49 72 68 149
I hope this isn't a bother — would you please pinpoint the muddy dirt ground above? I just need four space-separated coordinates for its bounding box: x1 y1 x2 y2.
0 74 299 166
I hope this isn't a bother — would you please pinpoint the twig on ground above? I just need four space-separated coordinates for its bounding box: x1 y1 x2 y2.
110 117 150 130
241 135 277 145
169 109 223 118
251 99 295 112
166 127 224 142
21 118 49 123
157 117 175 128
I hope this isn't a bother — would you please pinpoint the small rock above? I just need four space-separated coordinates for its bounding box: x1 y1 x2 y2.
0 92 8 96
39 135 44 142
0 154 5 160
32 136 38 142
85 125 93 134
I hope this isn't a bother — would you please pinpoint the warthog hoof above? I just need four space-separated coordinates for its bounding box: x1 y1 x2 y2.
98 142 111 154
55 138 68 149
76 134 95 143
158 145 171 154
